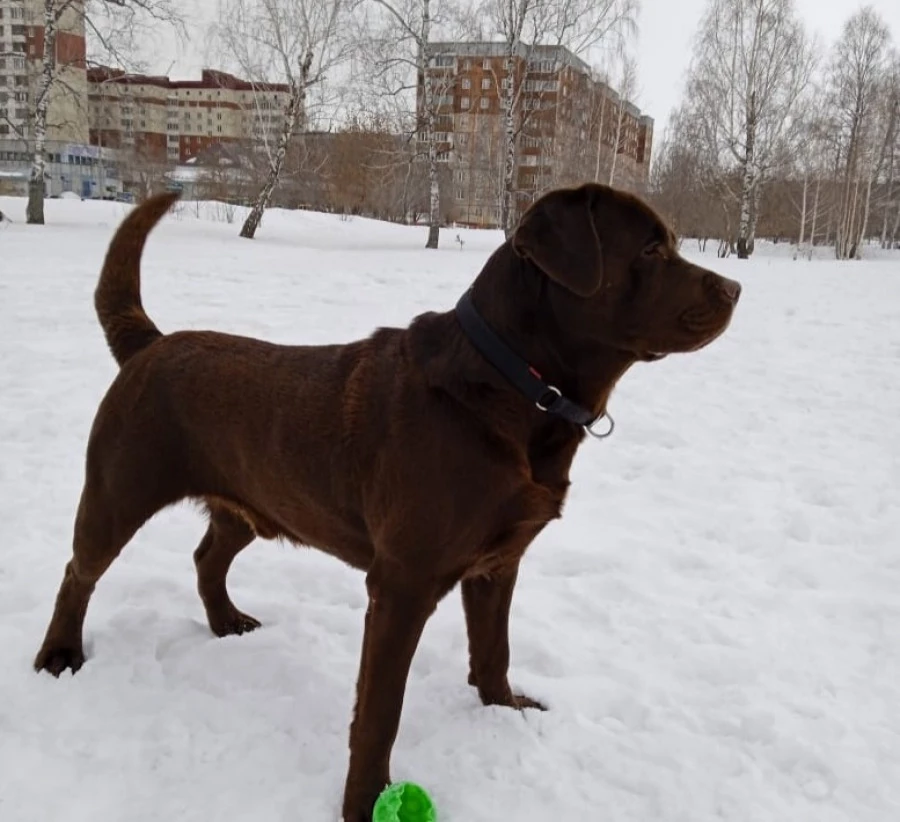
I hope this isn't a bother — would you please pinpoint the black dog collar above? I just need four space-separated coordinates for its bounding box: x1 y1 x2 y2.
454 289 614 438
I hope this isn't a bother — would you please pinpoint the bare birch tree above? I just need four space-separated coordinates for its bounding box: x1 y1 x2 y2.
590 64 611 183
482 0 636 236
215 0 350 239
789 95 830 259
880 56 900 248
826 7 891 259
607 48 637 187
0 0 184 225
685 0 815 258
360 0 458 247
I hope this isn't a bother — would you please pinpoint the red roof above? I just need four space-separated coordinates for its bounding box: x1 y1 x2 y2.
87 66 289 93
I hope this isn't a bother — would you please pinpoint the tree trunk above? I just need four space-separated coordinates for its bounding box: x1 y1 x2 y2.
881 150 895 248
593 94 606 182
419 0 440 248
807 175 821 259
608 97 626 187
26 1 60 225
837 112 863 259
424 119 440 247
748 182 761 256
845 171 862 259
795 172 808 260
855 169 875 259
239 55 310 240
500 46 518 238
890 200 900 248
736 93 757 260
735 169 755 259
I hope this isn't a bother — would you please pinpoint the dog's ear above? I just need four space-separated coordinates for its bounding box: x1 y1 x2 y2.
511 186 603 297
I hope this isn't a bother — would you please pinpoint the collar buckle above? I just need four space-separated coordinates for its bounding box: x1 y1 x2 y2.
535 385 562 412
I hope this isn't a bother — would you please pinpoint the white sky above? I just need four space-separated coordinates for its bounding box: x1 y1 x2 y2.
157 0 900 143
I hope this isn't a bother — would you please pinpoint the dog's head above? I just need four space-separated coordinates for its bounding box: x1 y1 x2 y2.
511 183 740 360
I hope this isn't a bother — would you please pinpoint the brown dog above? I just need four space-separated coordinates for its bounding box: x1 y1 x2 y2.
34 183 740 820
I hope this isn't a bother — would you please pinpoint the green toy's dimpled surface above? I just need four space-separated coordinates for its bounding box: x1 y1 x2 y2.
372 782 437 822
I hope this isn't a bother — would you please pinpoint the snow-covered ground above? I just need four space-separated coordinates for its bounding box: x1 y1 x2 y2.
1 196 899 822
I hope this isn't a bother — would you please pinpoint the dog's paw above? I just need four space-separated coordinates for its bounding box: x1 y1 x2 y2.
510 692 546 711
473 678 547 711
34 644 86 677
210 609 262 638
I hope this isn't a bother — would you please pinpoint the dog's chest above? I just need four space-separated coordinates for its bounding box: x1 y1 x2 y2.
465 481 566 578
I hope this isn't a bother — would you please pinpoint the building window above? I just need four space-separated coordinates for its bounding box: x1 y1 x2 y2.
461 78 470 90
460 97 469 109
480 98 489 110
481 78 491 90
482 58 490 70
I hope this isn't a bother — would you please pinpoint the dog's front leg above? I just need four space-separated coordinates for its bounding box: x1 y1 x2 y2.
341 560 438 822
462 563 546 711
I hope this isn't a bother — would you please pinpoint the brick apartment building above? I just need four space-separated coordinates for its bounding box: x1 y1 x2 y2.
0 0 289 198
421 42 653 228
0 0 89 143
87 66 290 168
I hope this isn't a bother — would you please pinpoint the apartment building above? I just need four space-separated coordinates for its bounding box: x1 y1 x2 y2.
0 0 103 197
422 42 653 228
0 0 290 198
87 67 291 167
0 0 89 143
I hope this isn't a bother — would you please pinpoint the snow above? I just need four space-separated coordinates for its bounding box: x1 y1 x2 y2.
1 195 899 822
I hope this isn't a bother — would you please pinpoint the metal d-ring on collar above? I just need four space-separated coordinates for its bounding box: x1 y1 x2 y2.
454 288 615 440
585 410 615 439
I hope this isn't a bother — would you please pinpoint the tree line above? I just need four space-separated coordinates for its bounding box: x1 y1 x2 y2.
651 0 899 260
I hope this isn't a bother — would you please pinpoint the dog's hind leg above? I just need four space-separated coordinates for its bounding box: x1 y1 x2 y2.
193 504 260 637
34 464 175 677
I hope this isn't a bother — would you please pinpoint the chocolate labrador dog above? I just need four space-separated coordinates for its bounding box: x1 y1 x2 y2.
34 183 740 820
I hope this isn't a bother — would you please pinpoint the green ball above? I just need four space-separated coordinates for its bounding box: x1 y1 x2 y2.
372 781 437 822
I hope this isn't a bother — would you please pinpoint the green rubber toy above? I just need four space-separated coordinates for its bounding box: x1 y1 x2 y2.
372 782 437 822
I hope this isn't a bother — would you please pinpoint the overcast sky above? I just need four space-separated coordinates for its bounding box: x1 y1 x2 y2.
160 0 900 141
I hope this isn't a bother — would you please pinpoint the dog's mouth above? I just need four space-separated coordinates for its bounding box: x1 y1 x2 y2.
634 318 732 362
636 351 668 362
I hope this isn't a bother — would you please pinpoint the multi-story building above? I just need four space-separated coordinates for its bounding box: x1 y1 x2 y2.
87 67 291 167
0 0 100 196
0 0 291 198
0 0 89 143
421 42 653 228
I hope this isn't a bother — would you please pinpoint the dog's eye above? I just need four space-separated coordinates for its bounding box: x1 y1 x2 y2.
642 243 661 258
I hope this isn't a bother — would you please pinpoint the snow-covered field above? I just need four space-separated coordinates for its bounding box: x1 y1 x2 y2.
1 196 899 822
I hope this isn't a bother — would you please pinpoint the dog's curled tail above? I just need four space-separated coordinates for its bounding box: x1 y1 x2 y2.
94 191 180 367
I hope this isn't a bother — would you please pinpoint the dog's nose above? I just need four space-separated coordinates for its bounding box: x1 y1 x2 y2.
717 277 741 304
